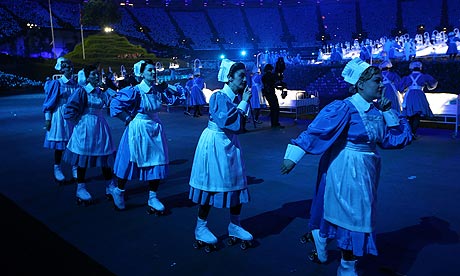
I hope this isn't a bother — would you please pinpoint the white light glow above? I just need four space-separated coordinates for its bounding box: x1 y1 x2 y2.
425 93 459 115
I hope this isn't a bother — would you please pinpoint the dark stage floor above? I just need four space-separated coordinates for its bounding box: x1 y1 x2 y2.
1 93 459 276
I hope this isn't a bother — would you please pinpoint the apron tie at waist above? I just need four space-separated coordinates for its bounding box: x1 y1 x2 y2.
207 121 224 132
345 141 376 152
135 112 159 121
82 108 103 115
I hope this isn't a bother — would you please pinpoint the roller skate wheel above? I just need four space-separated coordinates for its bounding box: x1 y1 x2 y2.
308 251 317 262
241 240 252 250
227 237 237 246
76 197 91 206
113 205 125 211
54 180 63 186
147 207 164 216
301 232 313 244
300 235 307 244
193 240 215 252
308 250 324 264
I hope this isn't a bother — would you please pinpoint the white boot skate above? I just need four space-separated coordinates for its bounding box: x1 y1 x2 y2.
193 218 218 252
147 191 165 215
337 259 358 276
111 187 126 210
308 229 328 263
54 164 65 183
105 179 116 200
76 183 92 206
227 222 253 250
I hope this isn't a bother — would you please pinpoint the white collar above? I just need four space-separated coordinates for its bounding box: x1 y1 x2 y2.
351 93 373 112
84 83 95 93
138 80 152 94
221 84 238 101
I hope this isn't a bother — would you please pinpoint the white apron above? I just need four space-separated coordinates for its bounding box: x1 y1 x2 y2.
48 81 75 141
189 121 246 192
67 92 114 156
128 92 168 168
323 98 385 233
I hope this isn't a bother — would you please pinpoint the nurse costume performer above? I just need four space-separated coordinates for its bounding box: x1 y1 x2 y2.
398 61 438 138
281 58 412 275
63 65 116 205
43 57 78 183
189 60 254 252
379 61 402 113
250 68 264 124
110 60 169 213
189 69 207 117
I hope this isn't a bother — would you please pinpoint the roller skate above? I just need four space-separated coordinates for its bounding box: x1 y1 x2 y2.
105 179 116 200
337 259 358 276
110 187 126 211
53 164 65 185
303 229 328 264
76 183 92 206
193 218 218 253
146 191 165 215
227 222 253 250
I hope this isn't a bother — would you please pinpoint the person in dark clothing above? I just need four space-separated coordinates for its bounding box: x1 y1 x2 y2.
262 64 284 129
275 57 288 99
275 57 286 83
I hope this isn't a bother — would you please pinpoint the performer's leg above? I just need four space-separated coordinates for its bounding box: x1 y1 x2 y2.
412 114 421 136
76 167 92 203
195 204 217 245
147 179 164 212
53 150 65 182
54 149 63 165
198 204 212 220
228 204 253 242
337 250 358 276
